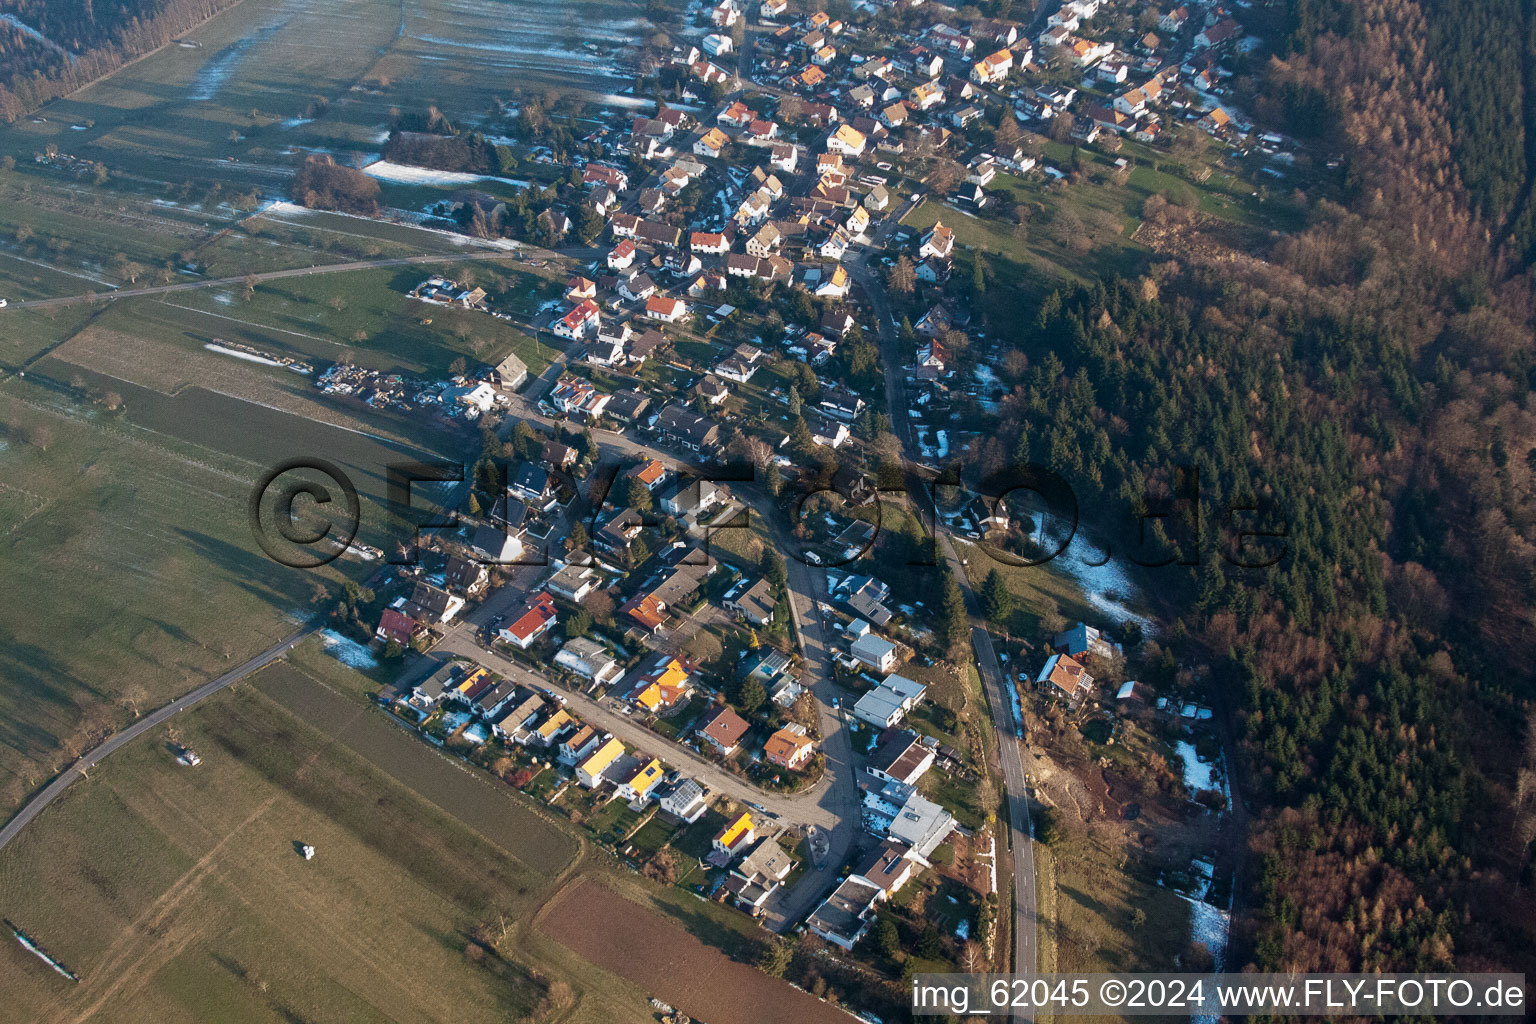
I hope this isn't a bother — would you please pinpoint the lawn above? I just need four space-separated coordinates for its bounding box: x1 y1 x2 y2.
1033 818 1193 978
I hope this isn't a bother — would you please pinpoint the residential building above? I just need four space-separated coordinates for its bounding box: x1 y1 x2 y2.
850 632 900 673
1037 652 1095 706
853 675 927 729
867 730 936 786
576 736 626 787
806 877 882 950
555 637 622 685
713 811 756 857
724 577 776 626
658 777 708 822
617 758 666 803
765 723 815 769
697 704 751 755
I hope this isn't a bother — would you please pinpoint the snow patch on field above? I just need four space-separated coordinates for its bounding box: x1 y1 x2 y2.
361 160 527 188
320 629 379 669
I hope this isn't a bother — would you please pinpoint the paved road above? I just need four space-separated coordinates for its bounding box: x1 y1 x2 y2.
3 249 529 310
853 210 1039 981
0 623 319 853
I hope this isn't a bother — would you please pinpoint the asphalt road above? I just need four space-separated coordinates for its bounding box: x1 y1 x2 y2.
853 208 1039 982
0 623 318 853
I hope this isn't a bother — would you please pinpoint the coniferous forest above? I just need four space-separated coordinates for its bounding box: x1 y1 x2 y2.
958 0 1536 977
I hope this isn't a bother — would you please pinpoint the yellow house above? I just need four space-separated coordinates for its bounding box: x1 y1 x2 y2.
535 708 574 744
618 758 666 802
632 657 694 712
713 811 755 856
576 737 625 788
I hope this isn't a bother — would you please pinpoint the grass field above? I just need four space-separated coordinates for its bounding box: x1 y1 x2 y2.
0 682 564 1024
0 365 459 818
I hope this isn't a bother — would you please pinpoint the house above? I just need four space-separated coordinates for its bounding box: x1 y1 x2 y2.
725 837 795 912
713 811 756 857
807 413 851 449
1067 36 1114 67
621 556 715 632
1159 6 1190 32
769 141 799 172
971 48 1013 85
407 663 462 709
702 32 732 58
724 578 776 626
765 723 815 770
552 298 601 340
1036 652 1095 706
864 183 890 211
492 691 546 742
886 790 956 859
583 163 629 192
576 736 625 787
470 521 525 564
826 124 866 157
586 334 625 368
470 679 519 720
555 636 622 685
850 632 900 674
853 675 927 729
376 607 424 648
498 592 558 649
695 126 730 158
658 777 708 822
654 405 721 453
546 563 596 603
965 494 1009 534
532 707 575 746
595 507 647 555
628 458 669 492
745 223 782 257
866 730 935 786
909 81 945 111
409 581 464 624
491 351 529 390
660 478 722 519
644 295 689 323
852 840 918 898
510 462 554 505
718 100 752 128
760 0 787 19
806 876 882 950
558 724 603 765
444 554 488 597
631 655 695 712
1195 18 1241 50
919 221 954 259
617 758 666 803
690 230 730 254
607 238 637 270
1054 622 1121 662
1199 106 1232 136
697 704 751 755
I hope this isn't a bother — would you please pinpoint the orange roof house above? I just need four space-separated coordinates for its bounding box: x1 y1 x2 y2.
765 724 815 769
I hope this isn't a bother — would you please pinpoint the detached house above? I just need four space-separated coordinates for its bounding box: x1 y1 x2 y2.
697 704 751 755
919 221 955 259
765 723 815 769
1036 652 1095 706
